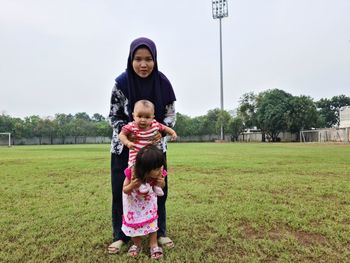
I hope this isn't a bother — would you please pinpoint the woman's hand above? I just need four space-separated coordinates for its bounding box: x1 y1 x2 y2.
126 141 136 150
127 133 136 142
152 131 162 144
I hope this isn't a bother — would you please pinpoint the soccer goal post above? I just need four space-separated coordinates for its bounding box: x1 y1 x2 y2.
0 132 11 147
300 130 319 142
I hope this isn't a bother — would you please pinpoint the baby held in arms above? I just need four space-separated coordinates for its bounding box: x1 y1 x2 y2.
118 99 177 196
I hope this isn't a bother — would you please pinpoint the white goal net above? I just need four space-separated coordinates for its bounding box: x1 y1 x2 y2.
0 132 11 146
300 128 349 143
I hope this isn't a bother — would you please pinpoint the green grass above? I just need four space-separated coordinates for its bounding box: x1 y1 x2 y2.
1 143 350 262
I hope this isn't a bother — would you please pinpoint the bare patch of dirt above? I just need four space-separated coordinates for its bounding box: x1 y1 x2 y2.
239 222 327 246
292 230 327 246
267 228 285 241
240 223 264 239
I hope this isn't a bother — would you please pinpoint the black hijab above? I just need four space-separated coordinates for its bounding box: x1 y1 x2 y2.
116 37 176 123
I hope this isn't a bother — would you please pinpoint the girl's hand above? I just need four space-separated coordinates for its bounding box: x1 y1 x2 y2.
130 176 141 189
123 175 141 194
155 176 165 188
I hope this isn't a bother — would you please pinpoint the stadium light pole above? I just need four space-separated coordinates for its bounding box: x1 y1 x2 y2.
212 0 228 141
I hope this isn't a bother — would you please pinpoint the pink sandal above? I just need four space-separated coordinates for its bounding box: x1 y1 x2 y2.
128 245 142 257
150 246 163 260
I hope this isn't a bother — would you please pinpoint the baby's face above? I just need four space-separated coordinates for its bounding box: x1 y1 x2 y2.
133 104 155 129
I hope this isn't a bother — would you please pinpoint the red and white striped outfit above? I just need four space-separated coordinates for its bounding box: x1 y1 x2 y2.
121 120 167 167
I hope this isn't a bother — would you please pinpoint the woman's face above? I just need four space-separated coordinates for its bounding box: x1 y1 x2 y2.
132 47 155 78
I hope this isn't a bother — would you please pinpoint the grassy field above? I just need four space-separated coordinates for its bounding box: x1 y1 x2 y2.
1 143 350 262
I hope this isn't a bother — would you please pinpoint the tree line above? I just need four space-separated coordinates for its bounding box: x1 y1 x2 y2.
174 90 350 141
1 89 349 141
0 113 111 140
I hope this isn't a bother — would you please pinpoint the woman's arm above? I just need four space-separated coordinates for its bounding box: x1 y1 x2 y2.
108 83 129 134
163 102 176 128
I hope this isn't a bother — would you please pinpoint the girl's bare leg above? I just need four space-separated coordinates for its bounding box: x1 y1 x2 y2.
149 232 163 259
132 236 142 246
129 236 142 257
149 232 158 248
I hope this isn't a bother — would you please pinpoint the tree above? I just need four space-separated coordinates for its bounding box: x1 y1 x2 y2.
0 114 14 133
286 95 319 140
23 115 42 138
12 119 26 139
71 118 95 137
54 114 74 139
37 118 54 143
174 113 192 137
74 112 91 121
174 110 233 137
256 89 293 142
237 92 257 128
204 108 230 136
96 121 112 137
228 116 244 141
217 110 233 135
206 109 221 134
189 115 208 136
92 113 105 122
316 95 350 127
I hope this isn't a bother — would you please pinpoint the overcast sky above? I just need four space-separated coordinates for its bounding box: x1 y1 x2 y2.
1 0 349 119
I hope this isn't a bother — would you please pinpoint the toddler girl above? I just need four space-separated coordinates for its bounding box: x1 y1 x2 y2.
122 145 166 259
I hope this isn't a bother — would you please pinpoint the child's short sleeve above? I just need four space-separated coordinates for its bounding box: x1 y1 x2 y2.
158 122 167 132
124 167 132 180
121 123 133 135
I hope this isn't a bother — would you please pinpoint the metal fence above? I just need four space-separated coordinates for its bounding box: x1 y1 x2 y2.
2 130 348 146
0 136 111 146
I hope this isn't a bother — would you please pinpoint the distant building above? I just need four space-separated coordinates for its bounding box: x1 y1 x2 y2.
339 106 350 128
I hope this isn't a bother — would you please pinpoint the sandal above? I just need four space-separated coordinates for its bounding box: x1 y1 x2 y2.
158 236 174 248
108 240 124 254
128 244 142 257
150 246 163 260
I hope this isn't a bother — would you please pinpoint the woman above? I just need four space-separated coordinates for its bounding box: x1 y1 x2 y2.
107 37 176 254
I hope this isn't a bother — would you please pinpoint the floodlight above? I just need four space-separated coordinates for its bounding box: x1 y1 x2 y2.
211 0 228 140
212 0 228 19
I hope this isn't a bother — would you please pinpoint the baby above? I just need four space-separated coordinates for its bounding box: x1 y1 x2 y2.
119 99 177 195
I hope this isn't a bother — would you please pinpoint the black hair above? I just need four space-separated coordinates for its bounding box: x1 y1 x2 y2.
134 145 165 183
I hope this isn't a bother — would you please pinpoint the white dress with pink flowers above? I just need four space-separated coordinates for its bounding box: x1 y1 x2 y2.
121 167 159 237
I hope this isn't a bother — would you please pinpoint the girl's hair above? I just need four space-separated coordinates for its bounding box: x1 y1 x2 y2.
134 145 165 183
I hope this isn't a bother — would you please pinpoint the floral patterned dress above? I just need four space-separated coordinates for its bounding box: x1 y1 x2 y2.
121 167 159 237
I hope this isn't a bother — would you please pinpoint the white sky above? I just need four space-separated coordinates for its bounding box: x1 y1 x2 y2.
0 0 349 119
